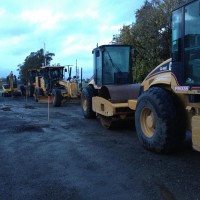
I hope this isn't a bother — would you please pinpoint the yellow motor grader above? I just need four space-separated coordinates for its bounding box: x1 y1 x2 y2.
18 69 41 97
25 68 41 97
2 71 22 97
81 0 200 153
33 66 80 106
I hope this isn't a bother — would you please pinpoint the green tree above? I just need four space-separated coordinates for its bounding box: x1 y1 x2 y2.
113 0 189 82
18 49 55 84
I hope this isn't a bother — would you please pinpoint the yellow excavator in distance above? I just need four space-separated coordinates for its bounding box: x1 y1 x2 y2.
33 66 81 106
2 71 22 97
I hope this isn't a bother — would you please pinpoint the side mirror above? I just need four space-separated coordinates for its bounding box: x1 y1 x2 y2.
96 50 100 57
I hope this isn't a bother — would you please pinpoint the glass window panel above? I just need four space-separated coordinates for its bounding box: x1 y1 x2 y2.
172 8 182 62
184 0 200 84
103 46 130 85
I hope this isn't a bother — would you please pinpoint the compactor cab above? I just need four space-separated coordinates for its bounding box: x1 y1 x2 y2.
171 0 200 88
34 66 80 106
93 45 133 86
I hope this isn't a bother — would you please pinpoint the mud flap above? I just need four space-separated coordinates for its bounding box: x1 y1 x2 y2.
192 116 200 152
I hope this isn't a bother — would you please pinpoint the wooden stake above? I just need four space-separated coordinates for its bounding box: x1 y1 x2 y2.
48 95 50 122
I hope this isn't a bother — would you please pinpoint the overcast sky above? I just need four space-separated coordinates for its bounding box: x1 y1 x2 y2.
0 0 144 79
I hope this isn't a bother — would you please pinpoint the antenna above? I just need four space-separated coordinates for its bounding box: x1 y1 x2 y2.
44 43 46 66
65 64 73 81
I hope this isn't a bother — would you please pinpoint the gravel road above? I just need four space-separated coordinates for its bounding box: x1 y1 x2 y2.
0 96 199 200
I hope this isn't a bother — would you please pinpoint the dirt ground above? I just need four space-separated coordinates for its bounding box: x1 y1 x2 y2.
0 95 200 200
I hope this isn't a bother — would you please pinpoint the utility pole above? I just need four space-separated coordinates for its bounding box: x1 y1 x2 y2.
44 43 46 66
76 59 79 81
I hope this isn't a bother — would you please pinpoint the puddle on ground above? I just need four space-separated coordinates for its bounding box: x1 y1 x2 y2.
23 105 35 109
13 124 50 133
1 107 11 111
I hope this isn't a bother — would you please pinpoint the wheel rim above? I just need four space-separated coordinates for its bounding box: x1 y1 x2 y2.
82 95 87 112
140 107 155 138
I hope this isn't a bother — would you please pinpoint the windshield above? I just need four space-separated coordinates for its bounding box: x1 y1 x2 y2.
172 8 182 62
41 67 63 80
184 0 200 85
102 46 130 84
51 68 63 79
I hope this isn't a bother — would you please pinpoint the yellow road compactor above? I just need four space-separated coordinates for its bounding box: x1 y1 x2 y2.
81 0 200 153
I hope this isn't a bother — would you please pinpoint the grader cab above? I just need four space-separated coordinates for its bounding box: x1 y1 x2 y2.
81 0 200 154
34 66 80 106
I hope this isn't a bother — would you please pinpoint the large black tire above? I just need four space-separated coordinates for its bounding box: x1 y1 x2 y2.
20 85 26 96
99 115 113 129
34 91 38 102
28 85 35 97
34 88 43 102
52 89 62 107
81 86 96 119
135 87 186 153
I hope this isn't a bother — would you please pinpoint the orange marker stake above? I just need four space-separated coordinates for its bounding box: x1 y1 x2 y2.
48 95 51 122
